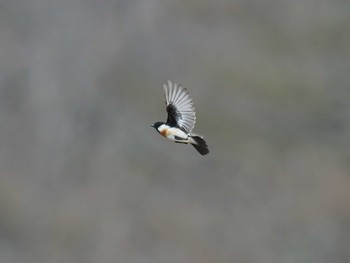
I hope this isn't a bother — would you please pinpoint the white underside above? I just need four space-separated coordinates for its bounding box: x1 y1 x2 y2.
158 124 191 143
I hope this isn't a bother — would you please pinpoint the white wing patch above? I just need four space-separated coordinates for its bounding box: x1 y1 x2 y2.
163 81 196 133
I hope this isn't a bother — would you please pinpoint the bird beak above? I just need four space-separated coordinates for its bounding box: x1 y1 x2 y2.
150 124 154 127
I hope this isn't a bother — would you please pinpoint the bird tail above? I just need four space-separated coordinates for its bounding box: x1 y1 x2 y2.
189 135 209 155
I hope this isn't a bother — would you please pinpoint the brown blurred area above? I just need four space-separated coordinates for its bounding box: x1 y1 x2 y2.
1 0 350 262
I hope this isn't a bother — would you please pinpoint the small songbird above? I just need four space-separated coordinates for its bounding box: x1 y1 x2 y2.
152 81 209 155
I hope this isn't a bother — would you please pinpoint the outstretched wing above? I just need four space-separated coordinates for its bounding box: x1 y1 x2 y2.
163 81 196 133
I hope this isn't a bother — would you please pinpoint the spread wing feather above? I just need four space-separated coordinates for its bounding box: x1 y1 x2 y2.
163 81 196 133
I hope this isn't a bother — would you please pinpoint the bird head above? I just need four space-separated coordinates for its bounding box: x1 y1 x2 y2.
151 122 163 131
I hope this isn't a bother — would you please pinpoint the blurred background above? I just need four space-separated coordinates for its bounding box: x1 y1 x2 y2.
1 0 350 262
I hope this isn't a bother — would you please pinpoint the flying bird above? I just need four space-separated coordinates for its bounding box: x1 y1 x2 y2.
152 81 209 155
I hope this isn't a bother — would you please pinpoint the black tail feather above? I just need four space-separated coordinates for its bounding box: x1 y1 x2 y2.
190 136 209 155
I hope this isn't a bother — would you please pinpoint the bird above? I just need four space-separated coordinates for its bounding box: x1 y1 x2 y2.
151 81 209 155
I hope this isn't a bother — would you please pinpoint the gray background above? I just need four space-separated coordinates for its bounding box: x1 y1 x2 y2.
1 0 350 262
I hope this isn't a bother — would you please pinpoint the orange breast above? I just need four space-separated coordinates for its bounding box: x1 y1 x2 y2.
160 128 169 137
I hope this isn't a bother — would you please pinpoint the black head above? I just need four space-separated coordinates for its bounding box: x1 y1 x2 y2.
151 122 164 131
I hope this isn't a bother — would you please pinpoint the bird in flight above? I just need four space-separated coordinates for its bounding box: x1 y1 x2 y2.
152 81 209 155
